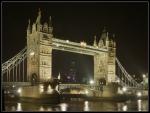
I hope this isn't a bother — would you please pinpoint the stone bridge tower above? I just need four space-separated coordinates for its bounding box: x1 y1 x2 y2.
27 9 53 83
93 27 116 84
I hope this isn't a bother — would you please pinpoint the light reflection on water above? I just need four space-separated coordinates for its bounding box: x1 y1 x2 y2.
84 101 89 111
5 99 148 111
138 99 142 111
59 103 68 111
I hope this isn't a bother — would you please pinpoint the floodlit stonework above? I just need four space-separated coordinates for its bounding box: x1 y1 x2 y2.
27 9 116 84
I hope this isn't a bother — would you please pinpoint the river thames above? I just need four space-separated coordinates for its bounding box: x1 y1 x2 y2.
4 99 148 111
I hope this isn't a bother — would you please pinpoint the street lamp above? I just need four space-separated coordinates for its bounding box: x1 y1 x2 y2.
122 87 127 92
85 90 89 94
17 88 22 94
89 80 94 85
143 74 146 78
30 51 35 56
137 92 142 97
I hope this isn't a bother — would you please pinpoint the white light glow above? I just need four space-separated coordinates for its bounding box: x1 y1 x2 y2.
122 105 127 111
17 88 22 94
39 106 44 111
16 103 22 111
137 92 142 97
122 87 127 92
89 80 94 84
143 74 146 78
40 84 44 89
39 84 44 93
84 101 89 111
30 51 35 56
47 85 53 93
80 41 87 47
56 44 60 47
60 103 68 111
138 99 142 111
66 40 69 43
85 90 89 94
117 79 120 83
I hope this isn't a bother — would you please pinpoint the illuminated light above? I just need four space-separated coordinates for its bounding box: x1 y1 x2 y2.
80 41 87 47
30 51 35 56
84 101 89 111
60 103 68 111
17 88 22 94
47 85 53 93
85 90 89 94
66 40 69 43
137 92 142 97
117 79 120 83
138 99 142 111
56 44 60 47
40 84 44 89
39 84 44 93
12 85 15 88
143 74 146 78
122 105 127 111
117 88 123 94
89 80 94 84
39 106 44 111
58 74 61 80
16 103 22 111
122 87 127 92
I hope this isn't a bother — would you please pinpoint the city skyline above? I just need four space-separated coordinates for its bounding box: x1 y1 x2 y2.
2 2 148 78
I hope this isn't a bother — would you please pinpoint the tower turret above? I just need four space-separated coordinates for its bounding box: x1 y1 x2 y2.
49 16 53 34
100 26 107 40
27 19 31 35
93 35 97 47
36 8 42 31
36 8 41 25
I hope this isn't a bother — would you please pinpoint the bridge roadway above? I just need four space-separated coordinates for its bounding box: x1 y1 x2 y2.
52 38 108 55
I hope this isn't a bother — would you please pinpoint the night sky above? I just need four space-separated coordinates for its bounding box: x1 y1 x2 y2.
2 2 148 79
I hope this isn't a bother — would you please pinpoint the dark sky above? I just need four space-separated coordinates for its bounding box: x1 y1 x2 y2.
2 2 148 78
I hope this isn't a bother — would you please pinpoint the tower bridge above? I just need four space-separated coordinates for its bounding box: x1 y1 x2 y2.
2 9 143 93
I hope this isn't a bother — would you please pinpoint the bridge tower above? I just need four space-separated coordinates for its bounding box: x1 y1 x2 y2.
93 27 116 84
27 9 53 83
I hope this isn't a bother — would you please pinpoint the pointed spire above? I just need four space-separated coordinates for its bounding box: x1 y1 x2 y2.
36 8 41 24
112 33 115 40
58 72 61 80
49 16 52 27
106 32 109 41
98 39 104 48
93 35 97 47
112 34 116 48
27 19 30 29
27 19 31 34
100 26 107 40
102 26 106 33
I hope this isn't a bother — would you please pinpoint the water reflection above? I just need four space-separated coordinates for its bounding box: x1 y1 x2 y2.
39 106 44 111
11 106 16 111
16 103 22 111
59 103 68 111
4 99 148 111
84 101 89 111
122 104 128 111
137 99 142 111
